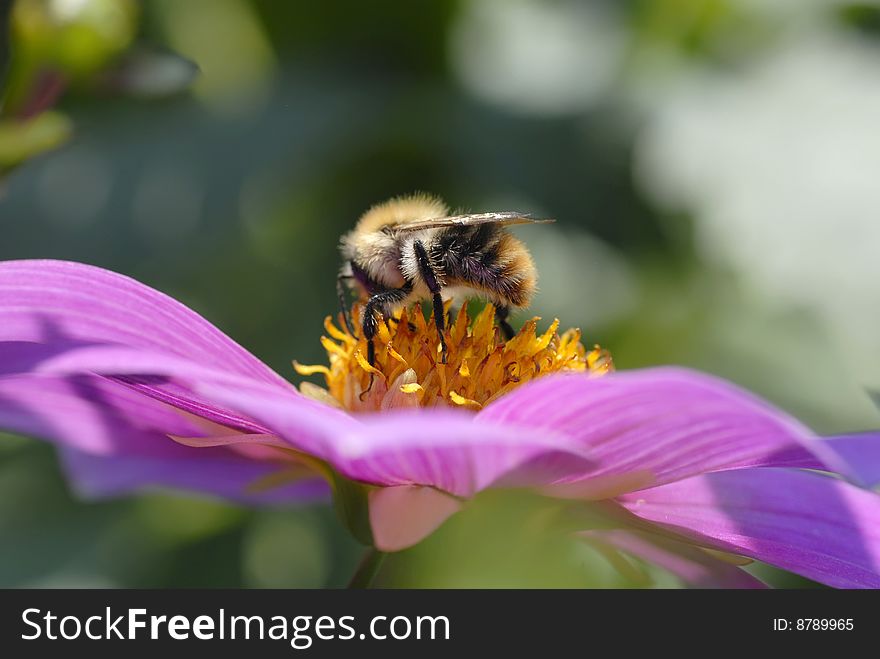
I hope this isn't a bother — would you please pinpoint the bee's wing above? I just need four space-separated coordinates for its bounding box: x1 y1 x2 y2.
393 212 555 232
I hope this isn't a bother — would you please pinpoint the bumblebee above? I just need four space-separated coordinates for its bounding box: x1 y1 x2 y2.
338 194 551 365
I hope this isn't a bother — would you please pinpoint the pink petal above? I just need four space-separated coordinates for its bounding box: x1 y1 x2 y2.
0 373 324 504
368 486 463 552
0 339 279 436
822 433 880 489
481 368 847 495
10 341 593 498
619 468 880 589
0 260 285 386
19 341 356 458
0 373 205 456
195 377 594 497
61 447 328 505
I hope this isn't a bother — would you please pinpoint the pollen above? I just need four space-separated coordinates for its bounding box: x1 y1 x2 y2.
294 304 613 412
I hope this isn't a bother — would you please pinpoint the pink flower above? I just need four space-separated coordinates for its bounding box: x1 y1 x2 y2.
1 260 879 587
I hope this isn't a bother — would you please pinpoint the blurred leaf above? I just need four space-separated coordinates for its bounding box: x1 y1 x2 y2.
11 0 138 75
838 3 880 38
627 0 770 67
0 109 71 170
3 0 139 116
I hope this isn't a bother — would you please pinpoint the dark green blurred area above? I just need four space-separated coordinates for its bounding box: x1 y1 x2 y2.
1 0 879 588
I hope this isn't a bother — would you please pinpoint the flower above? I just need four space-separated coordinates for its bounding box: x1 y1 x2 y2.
2 259 880 588
292 303 612 412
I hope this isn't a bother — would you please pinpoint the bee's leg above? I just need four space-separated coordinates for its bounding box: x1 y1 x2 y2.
412 240 448 364
383 315 402 332
337 273 357 336
496 305 516 341
360 299 380 400
363 285 412 368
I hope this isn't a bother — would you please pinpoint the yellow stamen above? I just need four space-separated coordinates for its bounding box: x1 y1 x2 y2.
324 316 355 344
353 350 385 379
320 335 349 359
385 343 408 365
293 361 330 377
449 390 482 410
297 303 613 412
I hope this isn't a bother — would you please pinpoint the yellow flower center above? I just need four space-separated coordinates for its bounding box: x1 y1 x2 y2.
294 303 613 412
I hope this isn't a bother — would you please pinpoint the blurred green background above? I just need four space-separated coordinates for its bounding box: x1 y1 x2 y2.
1 0 879 588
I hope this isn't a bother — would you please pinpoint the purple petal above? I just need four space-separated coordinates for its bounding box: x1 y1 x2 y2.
0 373 325 504
583 529 768 589
822 433 880 489
0 341 274 440
757 432 880 490
194 377 594 498
0 373 203 455
53 345 365 457
61 447 329 505
0 260 285 386
14 341 342 454
619 468 880 589
15 341 595 497
480 368 848 496
7 341 588 498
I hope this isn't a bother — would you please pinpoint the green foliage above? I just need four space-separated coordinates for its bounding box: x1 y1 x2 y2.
0 110 71 171
0 0 195 177
3 0 138 115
